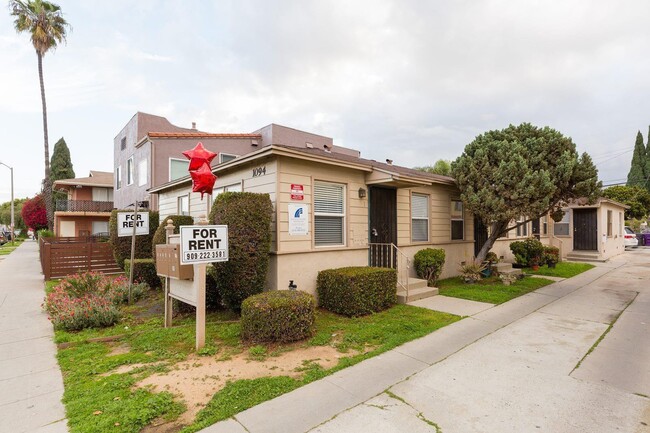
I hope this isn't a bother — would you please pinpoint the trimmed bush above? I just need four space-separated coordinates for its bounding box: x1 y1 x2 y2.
124 258 161 289
205 264 224 311
543 246 560 266
151 215 194 260
241 290 316 343
209 192 273 311
413 248 445 286
317 267 397 317
509 237 544 267
109 209 160 269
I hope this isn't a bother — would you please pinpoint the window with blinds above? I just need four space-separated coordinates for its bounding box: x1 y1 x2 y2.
314 181 345 246
411 193 429 242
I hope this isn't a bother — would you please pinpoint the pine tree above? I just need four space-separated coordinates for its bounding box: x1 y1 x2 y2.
50 137 75 181
626 131 647 188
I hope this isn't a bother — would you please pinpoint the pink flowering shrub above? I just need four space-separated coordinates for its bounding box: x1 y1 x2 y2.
44 272 146 331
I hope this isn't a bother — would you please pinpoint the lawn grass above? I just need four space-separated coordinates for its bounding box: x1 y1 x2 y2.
524 261 594 278
0 239 23 256
54 290 460 433
437 275 554 304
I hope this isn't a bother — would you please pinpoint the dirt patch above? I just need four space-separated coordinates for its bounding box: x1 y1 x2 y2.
136 345 345 426
107 343 130 356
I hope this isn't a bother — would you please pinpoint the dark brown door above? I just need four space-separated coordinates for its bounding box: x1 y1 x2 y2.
369 187 397 267
369 187 397 244
573 209 597 251
474 217 488 257
531 219 540 240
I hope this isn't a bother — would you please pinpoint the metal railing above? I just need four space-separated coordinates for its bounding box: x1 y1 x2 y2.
55 200 114 212
368 242 411 298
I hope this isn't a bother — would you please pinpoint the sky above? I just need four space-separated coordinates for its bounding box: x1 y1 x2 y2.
1 0 650 204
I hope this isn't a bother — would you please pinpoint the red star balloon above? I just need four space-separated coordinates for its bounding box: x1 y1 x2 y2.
182 142 217 171
189 162 217 199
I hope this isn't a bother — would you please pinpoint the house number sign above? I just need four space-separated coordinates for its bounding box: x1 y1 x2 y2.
252 166 267 177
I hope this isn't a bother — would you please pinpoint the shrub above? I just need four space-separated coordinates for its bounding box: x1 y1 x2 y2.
485 251 499 263
205 264 223 311
413 248 445 286
317 267 397 317
151 215 194 260
109 210 159 269
509 238 544 266
543 246 560 266
209 192 273 311
43 272 146 331
241 290 316 343
124 258 161 289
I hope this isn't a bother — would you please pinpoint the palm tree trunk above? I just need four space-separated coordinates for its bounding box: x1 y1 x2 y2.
37 51 53 231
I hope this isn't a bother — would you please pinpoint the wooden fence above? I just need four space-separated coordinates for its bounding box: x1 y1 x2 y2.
39 236 122 280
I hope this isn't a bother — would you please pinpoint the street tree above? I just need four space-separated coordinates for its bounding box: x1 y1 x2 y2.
415 159 452 176
626 131 648 189
0 198 28 233
10 0 71 230
602 185 650 220
21 195 47 232
451 123 601 262
50 137 74 206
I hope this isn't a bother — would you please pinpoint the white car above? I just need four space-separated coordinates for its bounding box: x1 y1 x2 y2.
624 227 639 248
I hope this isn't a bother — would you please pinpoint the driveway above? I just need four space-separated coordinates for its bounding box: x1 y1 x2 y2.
312 250 650 433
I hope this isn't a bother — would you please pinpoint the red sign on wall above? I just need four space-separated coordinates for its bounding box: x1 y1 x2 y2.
290 184 304 200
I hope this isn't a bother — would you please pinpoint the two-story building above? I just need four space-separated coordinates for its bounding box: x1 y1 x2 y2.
52 171 114 237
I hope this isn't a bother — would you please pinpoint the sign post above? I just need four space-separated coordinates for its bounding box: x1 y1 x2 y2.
179 217 228 350
117 207 150 304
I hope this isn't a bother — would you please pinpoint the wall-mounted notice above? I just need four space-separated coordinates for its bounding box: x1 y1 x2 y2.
290 184 304 200
288 204 309 235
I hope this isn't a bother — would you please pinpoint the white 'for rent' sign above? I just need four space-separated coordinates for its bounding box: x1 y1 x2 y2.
179 225 229 264
117 212 150 237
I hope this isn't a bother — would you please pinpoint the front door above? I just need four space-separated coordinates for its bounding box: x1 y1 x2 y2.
573 209 598 251
369 187 397 267
474 217 488 257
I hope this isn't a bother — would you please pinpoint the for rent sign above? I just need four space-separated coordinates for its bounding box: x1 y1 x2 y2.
117 212 150 237
179 225 229 264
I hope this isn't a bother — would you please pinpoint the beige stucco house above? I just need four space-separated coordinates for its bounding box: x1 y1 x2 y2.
150 144 479 296
52 171 114 237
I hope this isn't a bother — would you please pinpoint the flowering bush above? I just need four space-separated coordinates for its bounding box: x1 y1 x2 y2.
44 272 146 331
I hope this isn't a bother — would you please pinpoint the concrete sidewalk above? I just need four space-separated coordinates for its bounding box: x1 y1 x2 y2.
0 241 67 433
203 257 650 433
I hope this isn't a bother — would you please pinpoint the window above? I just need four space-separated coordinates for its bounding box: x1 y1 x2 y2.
607 210 612 237
553 211 570 236
120 137 126 151
116 166 122 190
213 182 242 197
138 159 147 186
542 215 548 235
411 193 429 242
451 199 464 240
619 212 623 236
170 158 189 181
314 181 345 246
516 216 528 237
219 153 237 163
92 187 112 202
92 221 109 235
178 194 189 216
127 157 134 185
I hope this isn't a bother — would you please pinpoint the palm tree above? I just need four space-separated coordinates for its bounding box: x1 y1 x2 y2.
10 0 70 230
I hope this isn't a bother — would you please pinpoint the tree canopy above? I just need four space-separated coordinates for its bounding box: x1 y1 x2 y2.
21 195 47 231
626 128 650 191
0 198 28 232
451 123 601 261
414 159 452 176
50 137 74 182
602 185 650 220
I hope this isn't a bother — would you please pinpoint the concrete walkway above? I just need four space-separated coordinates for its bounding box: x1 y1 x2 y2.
204 252 650 433
0 241 67 433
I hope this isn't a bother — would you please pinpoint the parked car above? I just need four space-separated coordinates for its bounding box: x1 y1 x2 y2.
624 227 639 248
0 232 7 246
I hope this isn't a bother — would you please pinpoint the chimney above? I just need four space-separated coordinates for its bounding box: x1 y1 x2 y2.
386 159 393 165
191 122 197 130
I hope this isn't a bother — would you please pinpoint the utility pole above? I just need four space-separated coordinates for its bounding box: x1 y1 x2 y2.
0 162 14 246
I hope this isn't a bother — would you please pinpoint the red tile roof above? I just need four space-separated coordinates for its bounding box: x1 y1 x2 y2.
148 132 262 139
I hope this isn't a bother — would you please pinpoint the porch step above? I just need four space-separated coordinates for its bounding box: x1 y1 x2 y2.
500 268 523 277
397 278 438 304
566 252 606 263
493 262 514 273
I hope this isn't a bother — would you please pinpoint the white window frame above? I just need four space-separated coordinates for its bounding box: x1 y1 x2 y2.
451 199 464 241
541 215 548 236
619 212 623 236
314 181 346 247
607 210 613 237
411 193 429 242
126 156 134 186
516 216 528 237
169 158 189 181
219 153 238 164
178 194 190 216
138 159 147 187
116 166 122 190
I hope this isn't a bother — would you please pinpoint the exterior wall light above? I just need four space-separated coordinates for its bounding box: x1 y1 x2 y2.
358 188 367 198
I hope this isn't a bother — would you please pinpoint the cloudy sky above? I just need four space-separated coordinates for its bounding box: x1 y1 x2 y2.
1 0 649 204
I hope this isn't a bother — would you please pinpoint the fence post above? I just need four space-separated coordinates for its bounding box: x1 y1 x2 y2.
43 242 51 281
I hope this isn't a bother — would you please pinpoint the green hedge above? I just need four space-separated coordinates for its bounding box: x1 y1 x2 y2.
209 192 273 311
241 290 316 343
205 264 223 310
317 267 397 317
124 258 161 289
509 237 544 266
109 210 159 269
151 215 194 260
413 248 446 286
